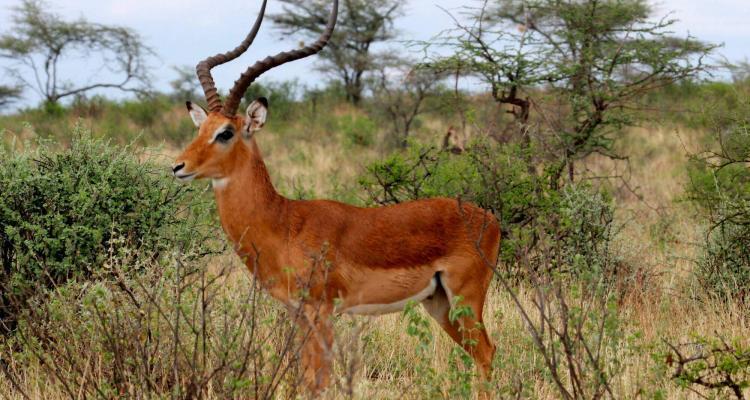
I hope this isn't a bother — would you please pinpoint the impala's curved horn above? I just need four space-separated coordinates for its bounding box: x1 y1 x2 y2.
195 0 268 112
222 0 338 116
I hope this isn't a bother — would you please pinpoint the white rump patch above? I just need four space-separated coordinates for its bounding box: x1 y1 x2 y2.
341 277 438 316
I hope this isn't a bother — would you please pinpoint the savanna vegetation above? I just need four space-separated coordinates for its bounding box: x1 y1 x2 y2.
1 0 749 399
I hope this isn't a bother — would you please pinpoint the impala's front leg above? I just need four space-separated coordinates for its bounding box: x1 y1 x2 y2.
300 302 334 395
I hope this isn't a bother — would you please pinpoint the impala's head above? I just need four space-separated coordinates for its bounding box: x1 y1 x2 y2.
172 0 338 182
173 99 268 182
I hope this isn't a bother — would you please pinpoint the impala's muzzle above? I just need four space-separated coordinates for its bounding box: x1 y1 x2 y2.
172 162 196 182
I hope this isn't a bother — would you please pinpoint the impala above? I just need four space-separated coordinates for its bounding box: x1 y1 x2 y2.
172 0 500 393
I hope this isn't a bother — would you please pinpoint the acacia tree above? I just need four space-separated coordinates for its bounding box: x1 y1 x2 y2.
271 0 402 105
725 59 750 83
426 0 716 188
0 0 153 106
169 65 201 101
0 84 22 107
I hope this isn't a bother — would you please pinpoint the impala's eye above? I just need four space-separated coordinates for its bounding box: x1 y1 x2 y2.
215 129 234 142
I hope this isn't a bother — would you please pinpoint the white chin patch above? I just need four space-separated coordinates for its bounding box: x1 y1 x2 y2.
212 177 230 189
175 173 196 182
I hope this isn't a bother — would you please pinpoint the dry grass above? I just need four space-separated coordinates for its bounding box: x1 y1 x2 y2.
259 130 380 201
217 121 724 400
1 120 748 399
318 123 748 398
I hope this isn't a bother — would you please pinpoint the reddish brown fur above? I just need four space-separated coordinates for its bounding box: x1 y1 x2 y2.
174 108 501 395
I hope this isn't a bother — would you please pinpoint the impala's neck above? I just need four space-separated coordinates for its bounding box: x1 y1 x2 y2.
212 138 288 249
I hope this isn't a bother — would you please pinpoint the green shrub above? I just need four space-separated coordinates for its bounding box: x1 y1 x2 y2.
338 114 376 147
0 128 214 333
645 81 750 129
120 98 166 126
358 141 624 285
41 101 66 117
659 335 750 399
697 223 750 302
686 102 750 302
356 140 523 235
556 185 621 282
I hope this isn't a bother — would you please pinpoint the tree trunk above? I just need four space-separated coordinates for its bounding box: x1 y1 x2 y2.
345 84 362 105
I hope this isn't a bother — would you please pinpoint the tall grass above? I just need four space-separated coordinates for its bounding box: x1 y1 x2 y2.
1 84 749 399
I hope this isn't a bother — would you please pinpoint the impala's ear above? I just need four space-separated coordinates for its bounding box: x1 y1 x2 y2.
243 97 268 138
186 101 207 127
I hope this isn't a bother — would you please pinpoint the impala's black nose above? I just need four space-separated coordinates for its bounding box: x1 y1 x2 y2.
172 162 185 174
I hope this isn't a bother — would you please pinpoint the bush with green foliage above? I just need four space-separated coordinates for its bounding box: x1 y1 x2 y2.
686 101 750 302
357 140 534 222
697 224 750 302
0 129 214 333
556 186 621 281
358 140 624 285
644 81 750 129
338 114 376 147
659 335 750 399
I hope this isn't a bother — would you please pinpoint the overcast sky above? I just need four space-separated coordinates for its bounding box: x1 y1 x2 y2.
0 0 748 107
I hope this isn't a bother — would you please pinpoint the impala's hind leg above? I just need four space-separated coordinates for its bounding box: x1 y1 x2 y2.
422 271 495 381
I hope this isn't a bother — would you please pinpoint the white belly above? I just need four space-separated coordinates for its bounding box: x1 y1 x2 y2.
340 276 438 316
